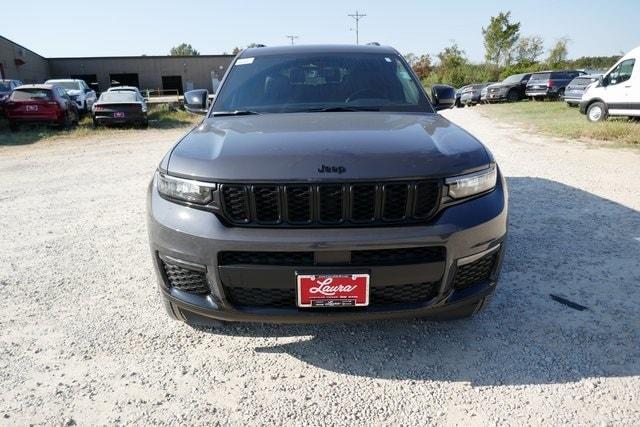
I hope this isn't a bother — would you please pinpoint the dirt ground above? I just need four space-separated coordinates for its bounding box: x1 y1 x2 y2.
0 111 639 425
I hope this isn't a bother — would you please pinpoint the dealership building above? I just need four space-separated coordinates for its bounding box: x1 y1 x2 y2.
1 35 234 94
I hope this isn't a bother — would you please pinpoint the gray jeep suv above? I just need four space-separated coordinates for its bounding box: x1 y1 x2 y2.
147 45 508 325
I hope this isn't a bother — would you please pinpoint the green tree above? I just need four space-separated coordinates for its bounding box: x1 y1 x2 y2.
547 37 570 68
482 11 521 67
514 35 544 65
231 47 242 55
169 43 200 56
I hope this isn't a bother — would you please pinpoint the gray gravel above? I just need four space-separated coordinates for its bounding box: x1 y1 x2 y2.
1 110 639 425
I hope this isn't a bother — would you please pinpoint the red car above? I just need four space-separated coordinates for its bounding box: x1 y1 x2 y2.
5 84 79 132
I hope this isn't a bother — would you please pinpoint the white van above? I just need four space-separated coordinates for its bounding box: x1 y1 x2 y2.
580 46 639 122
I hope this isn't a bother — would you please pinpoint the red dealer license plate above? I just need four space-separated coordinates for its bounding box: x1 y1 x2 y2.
297 274 369 308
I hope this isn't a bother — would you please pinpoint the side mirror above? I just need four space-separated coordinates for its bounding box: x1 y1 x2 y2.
184 89 209 115
431 84 456 111
598 75 606 87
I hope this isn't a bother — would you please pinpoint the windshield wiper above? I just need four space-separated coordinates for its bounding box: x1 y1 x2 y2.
211 110 261 117
304 106 381 113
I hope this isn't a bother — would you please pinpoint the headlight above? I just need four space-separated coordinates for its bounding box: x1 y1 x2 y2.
156 172 215 204
445 165 497 199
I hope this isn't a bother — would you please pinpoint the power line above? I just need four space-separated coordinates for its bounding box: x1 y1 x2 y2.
348 10 366 45
286 35 299 46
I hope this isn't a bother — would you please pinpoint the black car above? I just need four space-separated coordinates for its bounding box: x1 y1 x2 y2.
147 44 507 326
563 74 601 107
525 70 585 100
485 73 531 102
92 91 148 128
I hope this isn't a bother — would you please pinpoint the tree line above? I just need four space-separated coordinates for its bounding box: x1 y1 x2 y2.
405 11 621 88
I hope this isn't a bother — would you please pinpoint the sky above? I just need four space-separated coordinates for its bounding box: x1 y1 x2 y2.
3 0 637 61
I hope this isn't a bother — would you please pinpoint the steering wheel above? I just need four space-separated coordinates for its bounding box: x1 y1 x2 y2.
345 88 384 104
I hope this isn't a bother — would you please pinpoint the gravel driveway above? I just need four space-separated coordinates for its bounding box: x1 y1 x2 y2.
1 111 639 425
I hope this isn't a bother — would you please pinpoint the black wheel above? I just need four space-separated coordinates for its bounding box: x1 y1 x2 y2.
587 101 608 122
506 90 519 102
141 120 149 129
9 120 19 132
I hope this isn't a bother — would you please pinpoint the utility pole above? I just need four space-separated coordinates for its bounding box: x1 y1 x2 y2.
348 10 366 45
286 35 299 46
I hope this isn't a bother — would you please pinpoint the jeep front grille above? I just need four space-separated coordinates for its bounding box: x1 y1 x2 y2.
219 181 440 227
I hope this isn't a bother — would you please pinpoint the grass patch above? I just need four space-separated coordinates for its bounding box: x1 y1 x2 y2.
477 101 640 146
0 104 201 146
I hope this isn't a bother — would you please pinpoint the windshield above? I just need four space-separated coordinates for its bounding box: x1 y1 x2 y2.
213 52 432 114
529 73 550 82
99 92 138 102
49 81 82 91
0 82 11 91
10 89 52 100
570 76 598 86
502 74 525 84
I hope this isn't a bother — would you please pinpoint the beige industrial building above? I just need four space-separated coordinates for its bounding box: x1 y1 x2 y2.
1 35 234 94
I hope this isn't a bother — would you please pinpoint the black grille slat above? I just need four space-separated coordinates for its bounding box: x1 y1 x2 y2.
414 181 440 218
370 282 438 305
162 261 209 295
351 246 445 266
286 186 312 224
221 185 250 223
382 184 409 220
223 282 438 308
453 252 498 289
225 287 295 307
253 186 280 223
218 251 315 266
220 180 439 227
318 185 344 223
351 184 377 222
219 246 445 266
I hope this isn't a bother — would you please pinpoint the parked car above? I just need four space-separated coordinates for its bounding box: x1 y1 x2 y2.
461 83 495 106
0 79 23 114
107 86 144 98
92 90 148 128
148 44 507 326
4 84 79 131
564 74 601 107
454 85 469 108
485 73 531 102
44 79 96 115
525 70 584 100
580 46 640 122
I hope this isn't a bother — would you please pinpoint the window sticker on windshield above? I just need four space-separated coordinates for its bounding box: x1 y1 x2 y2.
235 57 254 66
384 57 392 62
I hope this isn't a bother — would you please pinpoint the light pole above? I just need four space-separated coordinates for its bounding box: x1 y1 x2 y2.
286 35 299 46
348 10 366 45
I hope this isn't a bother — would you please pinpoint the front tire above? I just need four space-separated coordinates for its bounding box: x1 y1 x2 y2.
587 101 608 122
506 90 519 102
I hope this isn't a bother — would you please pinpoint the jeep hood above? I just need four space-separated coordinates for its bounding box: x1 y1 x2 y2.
166 112 491 181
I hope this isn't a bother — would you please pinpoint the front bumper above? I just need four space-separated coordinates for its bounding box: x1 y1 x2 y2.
147 172 508 323
485 92 507 102
94 112 147 125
